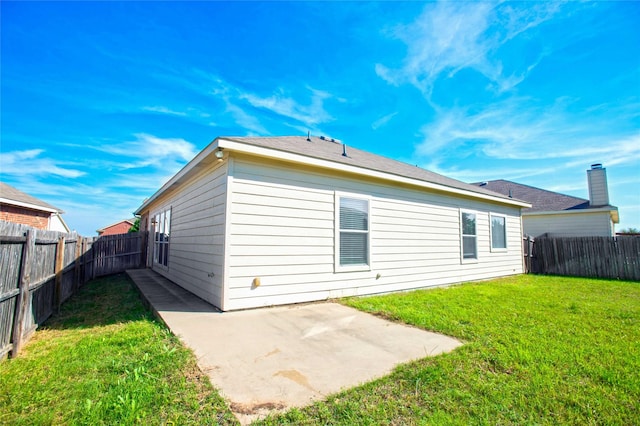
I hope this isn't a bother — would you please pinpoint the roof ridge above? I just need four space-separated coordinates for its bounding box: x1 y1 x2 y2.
476 179 588 203
220 136 524 203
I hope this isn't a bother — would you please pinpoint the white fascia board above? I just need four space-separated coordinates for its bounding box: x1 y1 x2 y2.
217 139 531 208
0 197 58 213
134 139 221 214
524 206 619 223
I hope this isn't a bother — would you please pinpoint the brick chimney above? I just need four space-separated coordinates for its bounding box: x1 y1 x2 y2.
587 163 610 207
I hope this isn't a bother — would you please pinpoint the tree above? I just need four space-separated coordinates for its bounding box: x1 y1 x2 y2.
618 227 639 234
128 218 140 233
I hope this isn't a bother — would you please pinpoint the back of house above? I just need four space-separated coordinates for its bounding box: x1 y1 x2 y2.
135 136 530 311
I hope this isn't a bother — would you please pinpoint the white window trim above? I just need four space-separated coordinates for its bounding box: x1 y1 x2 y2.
460 209 478 264
335 191 371 273
490 213 508 252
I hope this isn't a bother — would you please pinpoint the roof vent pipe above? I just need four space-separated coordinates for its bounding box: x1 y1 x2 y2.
342 144 348 157
307 131 311 142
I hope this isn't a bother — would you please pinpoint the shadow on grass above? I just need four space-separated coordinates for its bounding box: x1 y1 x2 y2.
40 273 154 331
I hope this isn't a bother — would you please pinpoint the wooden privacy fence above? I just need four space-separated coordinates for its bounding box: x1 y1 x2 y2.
0 221 147 359
530 236 640 281
522 236 535 274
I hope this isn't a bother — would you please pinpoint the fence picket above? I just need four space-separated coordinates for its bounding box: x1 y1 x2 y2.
10 230 34 357
54 236 65 314
0 221 148 359
530 235 640 281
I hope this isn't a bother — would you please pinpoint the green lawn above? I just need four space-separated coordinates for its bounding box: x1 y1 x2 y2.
0 274 237 425
258 275 640 425
1 274 638 425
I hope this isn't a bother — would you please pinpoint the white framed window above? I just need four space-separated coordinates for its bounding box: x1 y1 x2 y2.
335 193 370 272
460 210 477 262
490 214 507 251
153 207 171 268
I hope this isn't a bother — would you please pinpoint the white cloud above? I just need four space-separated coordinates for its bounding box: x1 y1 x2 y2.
240 87 334 126
416 97 640 166
96 133 198 169
377 1 562 97
1 149 85 178
422 160 561 184
224 101 269 135
151 68 336 134
371 112 398 130
141 106 187 116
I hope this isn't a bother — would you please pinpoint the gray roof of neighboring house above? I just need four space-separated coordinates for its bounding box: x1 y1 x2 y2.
471 179 617 212
222 136 519 203
0 182 63 213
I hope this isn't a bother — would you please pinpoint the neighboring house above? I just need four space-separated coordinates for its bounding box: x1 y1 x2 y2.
135 135 530 311
0 182 70 232
473 164 619 238
97 218 136 236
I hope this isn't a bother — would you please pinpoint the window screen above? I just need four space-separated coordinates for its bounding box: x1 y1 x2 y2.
461 212 477 260
491 215 507 249
339 197 369 266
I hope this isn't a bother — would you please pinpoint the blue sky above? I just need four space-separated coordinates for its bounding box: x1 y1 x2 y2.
2 1 639 235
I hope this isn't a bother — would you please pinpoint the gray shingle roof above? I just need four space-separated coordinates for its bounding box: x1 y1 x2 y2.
222 136 518 203
471 179 616 212
0 182 63 212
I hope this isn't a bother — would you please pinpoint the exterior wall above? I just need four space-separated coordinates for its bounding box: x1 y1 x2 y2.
523 211 614 237
99 222 132 236
224 155 524 311
0 204 50 230
144 161 228 307
49 214 69 233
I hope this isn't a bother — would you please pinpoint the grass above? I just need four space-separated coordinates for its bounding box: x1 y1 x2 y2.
0 273 237 425
257 275 640 425
2 274 638 425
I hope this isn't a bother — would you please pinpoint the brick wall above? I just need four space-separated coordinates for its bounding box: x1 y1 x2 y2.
0 205 50 230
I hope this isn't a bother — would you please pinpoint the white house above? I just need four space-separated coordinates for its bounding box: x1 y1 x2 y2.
135 136 530 311
474 164 619 238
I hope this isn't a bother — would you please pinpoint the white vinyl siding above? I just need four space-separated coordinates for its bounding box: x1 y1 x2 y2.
224 155 524 311
490 214 507 251
336 194 370 272
523 211 615 237
146 161 228 307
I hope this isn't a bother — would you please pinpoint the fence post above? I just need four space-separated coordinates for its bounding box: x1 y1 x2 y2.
73 237 81 292
140 231 148 268
91 237 97 280
81 237 87 285
10 230 35 358
54 236 65 314
527 236 533 273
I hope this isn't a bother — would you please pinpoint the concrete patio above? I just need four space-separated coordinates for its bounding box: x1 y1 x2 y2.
126 268 463 424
